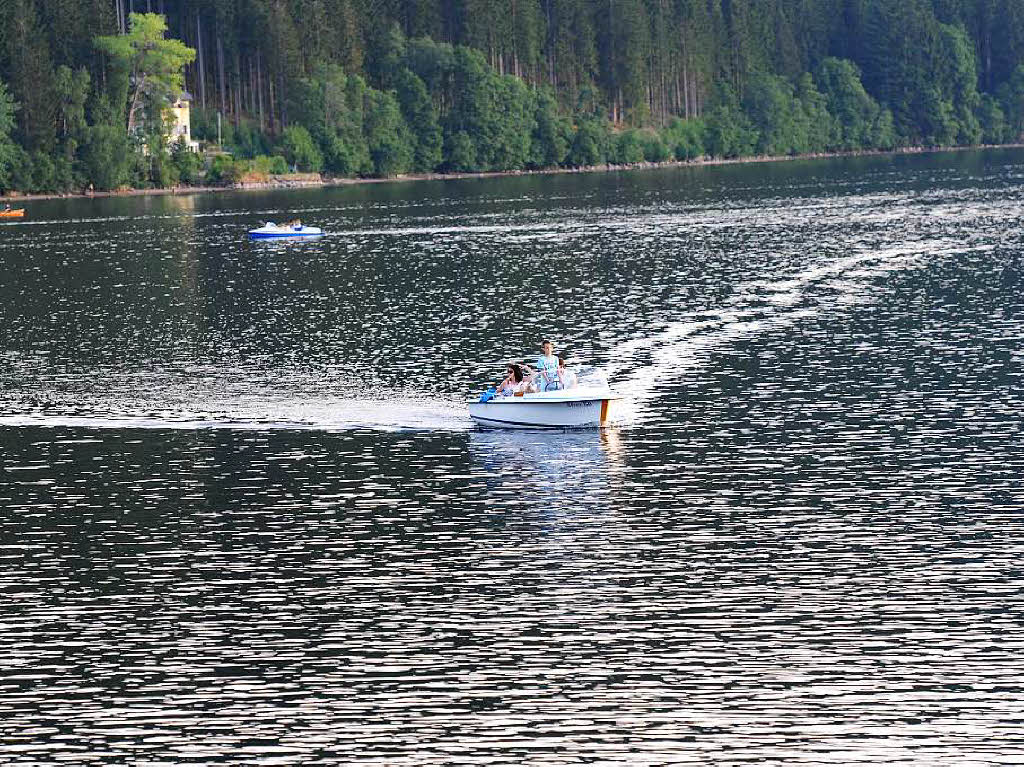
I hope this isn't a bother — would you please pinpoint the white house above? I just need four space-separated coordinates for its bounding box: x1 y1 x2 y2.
167 91 200 152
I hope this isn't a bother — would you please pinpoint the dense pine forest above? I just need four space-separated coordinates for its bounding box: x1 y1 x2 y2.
0 0 1022 193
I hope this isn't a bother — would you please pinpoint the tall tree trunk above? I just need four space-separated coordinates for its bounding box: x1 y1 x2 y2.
196 11 206 110
217 29 226 115
269 76 276 134
233 52 242 125
127 74 147 134
257 50 265 131
278 69 287 127
682 56 689 120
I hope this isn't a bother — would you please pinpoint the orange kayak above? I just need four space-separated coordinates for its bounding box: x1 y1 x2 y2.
0 208 25 218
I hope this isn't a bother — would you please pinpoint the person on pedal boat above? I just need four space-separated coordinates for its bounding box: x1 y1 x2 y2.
496 363 525 396
525 339 560 392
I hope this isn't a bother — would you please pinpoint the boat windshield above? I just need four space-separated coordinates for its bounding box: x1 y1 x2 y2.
573 366 610 390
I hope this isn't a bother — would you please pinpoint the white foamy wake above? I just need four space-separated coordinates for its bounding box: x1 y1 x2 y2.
607 242 994 422
0 382 471 432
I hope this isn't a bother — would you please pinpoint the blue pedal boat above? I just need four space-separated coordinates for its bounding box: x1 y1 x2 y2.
248 222 324 239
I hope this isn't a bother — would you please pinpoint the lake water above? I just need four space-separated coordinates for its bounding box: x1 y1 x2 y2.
1 150 1023 764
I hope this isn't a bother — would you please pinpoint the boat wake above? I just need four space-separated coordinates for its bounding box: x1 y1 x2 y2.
608 240 994 423
0 376 471 433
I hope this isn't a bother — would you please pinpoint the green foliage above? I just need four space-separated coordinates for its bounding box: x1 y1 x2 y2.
279 125 323 173
662 118 706 161
289 64 371 176
0 80 19 191
5 145 33 192
54 66 90 159
2 0 56 151
444 131 477 172
816 58 883 150
939 23 982 145
94 13 196 139
230 120 272 159
530 89 572 168
793 73 837 153
403 37 456 95
978 96 1008 144
395 69 442 172
206 154 242 183
363 89 414 177
567 118 609 166
489 76 535 170
170 138 203 183
148 147 179 187
610 130 645 164
705 85 758 158
997 64 1024 140
3 0 1024 193
743 73 804 155
871 108 898 150
639 130 670 162
81 123 130 190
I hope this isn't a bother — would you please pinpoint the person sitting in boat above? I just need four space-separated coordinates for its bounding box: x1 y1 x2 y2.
285 218 302 229
557 354 577 390
496 363 525 396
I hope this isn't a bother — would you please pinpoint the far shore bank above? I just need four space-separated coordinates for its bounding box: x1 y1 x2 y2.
3 142 1022 204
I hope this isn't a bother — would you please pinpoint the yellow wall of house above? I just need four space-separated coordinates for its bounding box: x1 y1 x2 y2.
170 101 191 142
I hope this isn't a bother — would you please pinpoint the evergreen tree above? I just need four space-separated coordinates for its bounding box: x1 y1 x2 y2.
94 13 196 139
363 88 414 176
1 0 57 150
815 57 881 149
530 87 571 167
395 68 442 172
0 0 1022 192
279 124 323 172
0 79 18 191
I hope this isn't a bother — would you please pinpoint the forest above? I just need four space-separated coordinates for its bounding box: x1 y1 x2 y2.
0 0 1022 193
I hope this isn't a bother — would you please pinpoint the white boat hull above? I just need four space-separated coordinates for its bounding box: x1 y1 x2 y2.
468 390 621 429
249 224 323 239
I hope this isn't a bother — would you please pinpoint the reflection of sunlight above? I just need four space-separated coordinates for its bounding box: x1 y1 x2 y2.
165 194 197 213
468 428 626 501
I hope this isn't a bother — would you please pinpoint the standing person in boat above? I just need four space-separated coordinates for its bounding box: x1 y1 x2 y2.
557 354 577 390
526 339 560 392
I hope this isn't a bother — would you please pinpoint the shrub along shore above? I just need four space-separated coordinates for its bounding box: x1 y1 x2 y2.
3 142 1018 204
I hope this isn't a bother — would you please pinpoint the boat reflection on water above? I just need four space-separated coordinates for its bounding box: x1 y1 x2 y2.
467 427 627 505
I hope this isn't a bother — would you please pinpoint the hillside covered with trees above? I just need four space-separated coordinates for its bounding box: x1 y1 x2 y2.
0 0 1022 193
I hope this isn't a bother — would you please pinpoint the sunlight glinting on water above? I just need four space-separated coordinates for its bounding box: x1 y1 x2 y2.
1 153 1023 764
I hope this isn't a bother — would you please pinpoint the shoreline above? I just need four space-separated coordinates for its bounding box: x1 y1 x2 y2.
3 142 1022 203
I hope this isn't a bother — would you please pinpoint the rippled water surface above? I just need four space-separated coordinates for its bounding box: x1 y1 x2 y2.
2 150 1023 764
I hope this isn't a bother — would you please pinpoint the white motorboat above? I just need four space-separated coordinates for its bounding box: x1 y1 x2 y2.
248 222 323 239
468 388 622 429
468 369 622 429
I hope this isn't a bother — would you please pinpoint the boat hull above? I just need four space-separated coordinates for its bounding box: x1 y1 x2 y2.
468 394 619 429
0 209 25 219
248 226 322 239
